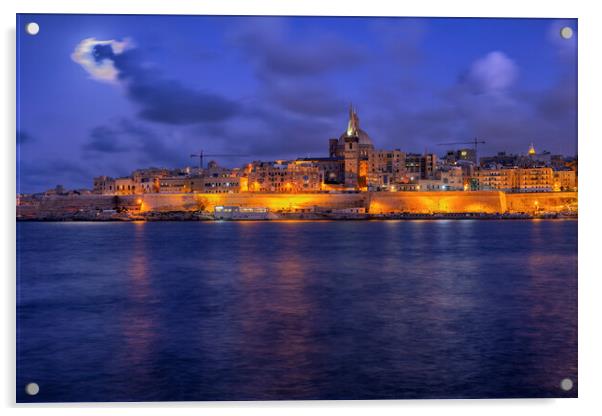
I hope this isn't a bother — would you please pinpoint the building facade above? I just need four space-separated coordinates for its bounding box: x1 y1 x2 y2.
406 153 438 180
438 166 465 190
474 167 556 192
247 160 321 193
367 150 406 190
553 169 577 191
93 176 115 194
158 176 191 193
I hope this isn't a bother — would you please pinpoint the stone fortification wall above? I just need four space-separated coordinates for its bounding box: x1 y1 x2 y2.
139 193 368 212
17 191 578 218
368 191 506 214
17 194 138 219
504 192 577 213
139 191 579 214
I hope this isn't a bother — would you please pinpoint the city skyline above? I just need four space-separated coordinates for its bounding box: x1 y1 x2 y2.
17 15 577 193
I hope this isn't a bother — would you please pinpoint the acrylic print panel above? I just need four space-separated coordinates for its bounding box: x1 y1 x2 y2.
16 14 578 402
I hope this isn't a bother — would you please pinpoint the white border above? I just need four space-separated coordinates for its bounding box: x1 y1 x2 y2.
3 1 601 415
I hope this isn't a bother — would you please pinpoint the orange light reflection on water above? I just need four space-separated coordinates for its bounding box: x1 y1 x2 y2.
114 222 159 392
232 225 318 397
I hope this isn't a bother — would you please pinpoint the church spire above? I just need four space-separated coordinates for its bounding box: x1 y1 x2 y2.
346 103 360 137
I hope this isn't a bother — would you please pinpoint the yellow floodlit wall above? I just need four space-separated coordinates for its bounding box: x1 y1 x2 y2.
138 191 577 214
27 191 577 216
368 191 506 214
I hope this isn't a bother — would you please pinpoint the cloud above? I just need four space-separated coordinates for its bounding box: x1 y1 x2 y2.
226 19 362 120
263 79 346 117
464 51 518 94
83 118 183 167
18 158 93 193
84 125 131 153
119 119 183 164
533 76 577 122
368 49 576 156
126 77 240 124
72 38 240 125
205 101 343 161
368 18 427 67
71 38 132 83
230 19 366 77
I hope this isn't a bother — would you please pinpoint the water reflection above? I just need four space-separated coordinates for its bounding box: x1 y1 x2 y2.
114 222 160 400
522 221 578 393
16 220 578 401
232 224 318 398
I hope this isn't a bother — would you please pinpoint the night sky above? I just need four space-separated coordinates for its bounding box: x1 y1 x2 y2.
16 14 577 193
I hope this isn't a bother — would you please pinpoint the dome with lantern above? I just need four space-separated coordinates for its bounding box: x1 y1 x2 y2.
338 105 375 147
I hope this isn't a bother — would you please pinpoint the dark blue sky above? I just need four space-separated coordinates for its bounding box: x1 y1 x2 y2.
16 14 577 192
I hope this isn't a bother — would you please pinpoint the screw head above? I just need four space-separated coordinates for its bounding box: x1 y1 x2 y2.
560 26 573 40
25 22 40 36
560 378 574 391
25 382 39 396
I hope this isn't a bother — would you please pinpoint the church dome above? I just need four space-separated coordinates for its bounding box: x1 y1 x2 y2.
339 128 373 146
338 105 374 147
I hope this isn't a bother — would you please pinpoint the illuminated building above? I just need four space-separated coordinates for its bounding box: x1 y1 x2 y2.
405 153 438 179
132 168 171 193
288 161 323 192
474 167 556 192
113 177 137 195
246 160 321 193
367 150 406 190
331 105 376 160
191 161 242 193
196 176 241 193
343 132 361 188
516 167 554 192
327 105 375 189
94 175 157 195
438 166 464 190
481 147 553 169
296 157 344 184
158 176 191 193
474 168 517 191
135 177 159 194
553 169 577 191
93 176 116 194
443 148 476 165
523 144 552 167
399 166 464 192
323 107 446 190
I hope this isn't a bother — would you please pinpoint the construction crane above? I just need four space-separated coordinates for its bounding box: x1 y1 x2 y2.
437 138 486 162
189 150 248 169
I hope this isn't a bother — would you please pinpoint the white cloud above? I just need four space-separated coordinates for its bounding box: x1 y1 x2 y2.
468 51 518 93
71 38 132 83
